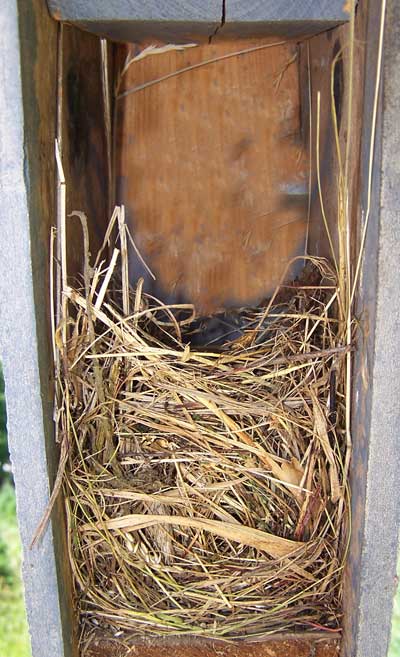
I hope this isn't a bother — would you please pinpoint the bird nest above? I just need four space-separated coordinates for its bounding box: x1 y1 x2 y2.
49 207 350 645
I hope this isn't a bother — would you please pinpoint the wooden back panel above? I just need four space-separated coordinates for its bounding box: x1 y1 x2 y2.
115 38 308 313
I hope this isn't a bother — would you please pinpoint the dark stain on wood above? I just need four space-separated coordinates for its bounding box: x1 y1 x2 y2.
332 40 344 132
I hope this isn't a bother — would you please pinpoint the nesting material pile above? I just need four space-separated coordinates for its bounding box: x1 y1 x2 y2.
56 208 349 642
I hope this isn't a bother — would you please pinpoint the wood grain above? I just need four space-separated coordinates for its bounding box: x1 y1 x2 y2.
86 634 340 657
226 0 349 21
298 17 367 657
301 18 365 272
115 38 309 313
61 25 110 282
48 0 349 41
48 0 222 43
7 3 80 657
221 0 350 39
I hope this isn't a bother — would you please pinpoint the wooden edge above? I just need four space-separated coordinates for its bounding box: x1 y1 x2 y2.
85 634 340 657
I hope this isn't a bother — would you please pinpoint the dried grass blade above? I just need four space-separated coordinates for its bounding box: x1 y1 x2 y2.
86 513 305 559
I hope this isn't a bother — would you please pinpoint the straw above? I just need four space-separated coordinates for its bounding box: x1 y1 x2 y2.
44 4 392 641
54 209 349 641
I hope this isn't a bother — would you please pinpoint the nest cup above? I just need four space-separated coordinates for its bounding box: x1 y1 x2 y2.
53 205 350 645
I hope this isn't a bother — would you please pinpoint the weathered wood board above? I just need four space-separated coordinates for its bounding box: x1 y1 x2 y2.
47 0 350 41
86 634 340 657
115 38 309 313
61 25 110 282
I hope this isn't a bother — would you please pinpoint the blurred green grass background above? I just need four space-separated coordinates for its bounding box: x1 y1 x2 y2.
0 363 398 657
0 481 31 657
392 590 400 657
0 367 31 657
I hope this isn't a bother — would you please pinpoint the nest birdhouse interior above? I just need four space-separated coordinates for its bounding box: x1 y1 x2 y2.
43 4 370 656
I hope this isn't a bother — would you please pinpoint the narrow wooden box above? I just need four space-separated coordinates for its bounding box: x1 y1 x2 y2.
0 2 399 656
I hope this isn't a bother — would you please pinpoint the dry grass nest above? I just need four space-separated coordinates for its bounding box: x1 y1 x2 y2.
53 209 350 644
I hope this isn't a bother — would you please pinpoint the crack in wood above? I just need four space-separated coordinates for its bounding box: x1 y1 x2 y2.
209 0 226 43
